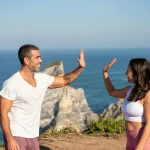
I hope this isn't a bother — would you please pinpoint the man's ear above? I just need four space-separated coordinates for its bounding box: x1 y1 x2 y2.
24 57 30 65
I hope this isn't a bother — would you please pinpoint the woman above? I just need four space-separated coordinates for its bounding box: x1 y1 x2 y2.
103 58 150 150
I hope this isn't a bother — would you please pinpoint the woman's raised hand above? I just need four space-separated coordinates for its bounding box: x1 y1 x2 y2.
103 58 116 73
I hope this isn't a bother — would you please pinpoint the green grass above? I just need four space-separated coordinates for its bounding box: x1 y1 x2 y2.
86 118 125 136
41 118 125 137
41 126 77 137
0 144 4 147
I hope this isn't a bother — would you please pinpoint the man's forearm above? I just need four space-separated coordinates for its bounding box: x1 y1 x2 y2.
63 66 84 85
0 113 13 141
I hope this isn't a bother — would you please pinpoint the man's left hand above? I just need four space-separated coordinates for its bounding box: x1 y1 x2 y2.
78 49 86 68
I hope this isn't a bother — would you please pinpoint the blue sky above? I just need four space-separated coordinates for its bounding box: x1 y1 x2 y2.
0 0 150 50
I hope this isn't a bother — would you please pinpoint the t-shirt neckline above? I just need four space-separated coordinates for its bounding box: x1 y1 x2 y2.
17 71 37 88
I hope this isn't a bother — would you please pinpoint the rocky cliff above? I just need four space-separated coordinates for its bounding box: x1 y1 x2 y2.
100 98 124 120
40 61 99 133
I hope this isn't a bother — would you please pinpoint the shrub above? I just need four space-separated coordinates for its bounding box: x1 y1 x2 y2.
0 144 4 147
86 118 125 136
41 126 77 137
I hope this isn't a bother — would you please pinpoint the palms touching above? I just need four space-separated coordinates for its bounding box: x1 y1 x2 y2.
78 49 86 68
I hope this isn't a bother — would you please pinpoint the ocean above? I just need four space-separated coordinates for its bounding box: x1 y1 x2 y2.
0 48 150 144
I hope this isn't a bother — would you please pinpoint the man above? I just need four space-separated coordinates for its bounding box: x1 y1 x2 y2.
0 44 85 150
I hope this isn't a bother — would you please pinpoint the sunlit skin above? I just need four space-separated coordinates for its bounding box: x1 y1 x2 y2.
126 65 137 83
103 59 136 83
103 58 150 150
25 50 42 72
18 50 43 87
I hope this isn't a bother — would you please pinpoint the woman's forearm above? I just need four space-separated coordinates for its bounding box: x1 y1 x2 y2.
103 72 115 95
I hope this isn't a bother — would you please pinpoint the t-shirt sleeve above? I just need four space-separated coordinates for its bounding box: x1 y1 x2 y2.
0 80 17 101
42 73 54 88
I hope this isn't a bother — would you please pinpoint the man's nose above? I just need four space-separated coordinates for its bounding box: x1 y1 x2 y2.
39 58 42 63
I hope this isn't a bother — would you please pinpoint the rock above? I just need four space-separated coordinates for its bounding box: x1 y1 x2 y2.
40 61 99 133
55 86 99 132
42 60 64 76
99 98 124 120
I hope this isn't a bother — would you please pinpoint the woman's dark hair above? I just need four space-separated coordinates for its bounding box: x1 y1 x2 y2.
18 44 39 65
128 58 150 101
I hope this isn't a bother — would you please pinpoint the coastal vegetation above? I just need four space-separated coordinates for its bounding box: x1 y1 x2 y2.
0 118 125 149
41 118 125 138
86 118 125 136
0 144 4 148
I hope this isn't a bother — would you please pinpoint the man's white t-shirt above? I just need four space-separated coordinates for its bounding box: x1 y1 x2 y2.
0 71 54 138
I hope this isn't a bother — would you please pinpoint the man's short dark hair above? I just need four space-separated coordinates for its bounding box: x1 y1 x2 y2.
18 44 39 65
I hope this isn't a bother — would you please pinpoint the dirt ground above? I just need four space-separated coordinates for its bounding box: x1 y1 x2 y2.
0 133 126 150
39 133 126 150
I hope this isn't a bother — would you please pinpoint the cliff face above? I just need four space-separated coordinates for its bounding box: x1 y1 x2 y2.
99 99 124 120
40 61 99 133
